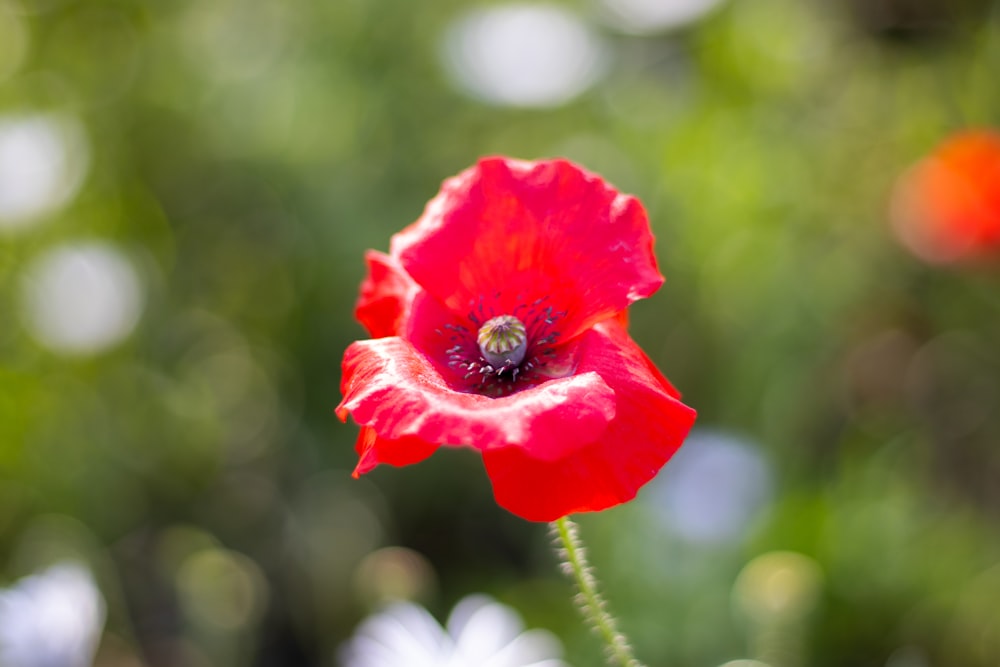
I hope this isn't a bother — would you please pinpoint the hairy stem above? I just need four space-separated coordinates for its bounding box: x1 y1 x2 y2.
550 516 646 667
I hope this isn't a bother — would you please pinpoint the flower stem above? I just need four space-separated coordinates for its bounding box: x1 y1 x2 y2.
550 516 646 667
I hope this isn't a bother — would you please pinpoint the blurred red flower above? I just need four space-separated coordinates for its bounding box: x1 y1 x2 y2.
337 157 696 521
891 130 1000 264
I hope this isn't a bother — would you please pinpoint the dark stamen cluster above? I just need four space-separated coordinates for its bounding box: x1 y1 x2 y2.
439 293 566 396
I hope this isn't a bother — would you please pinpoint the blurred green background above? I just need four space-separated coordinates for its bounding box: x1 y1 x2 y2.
1 0 999 665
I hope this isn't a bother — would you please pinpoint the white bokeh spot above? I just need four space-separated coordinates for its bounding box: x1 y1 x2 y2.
21 242 144 356
0 114 89 231
597 0 726 34
648 429 773 545
0 562 106 667
442 4 608 108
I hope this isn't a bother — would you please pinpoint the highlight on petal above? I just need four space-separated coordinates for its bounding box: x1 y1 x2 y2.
337 336 616 463
355 250 422 338
482 320 696 521
392 157 664 343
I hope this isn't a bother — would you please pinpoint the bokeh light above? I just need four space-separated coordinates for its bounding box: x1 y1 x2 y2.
596 0 726 34
0 113 88 231
734 552 823 623
180 0 292 83
733 552 824 667
20 242 143 356
441 4 607 108
175 547 268 633
353 546 436 607
0 562 105 667
646 429 773 545
890 130 1000 264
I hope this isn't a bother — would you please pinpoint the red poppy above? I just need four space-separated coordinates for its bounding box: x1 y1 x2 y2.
890 130 1000 264
337 157 696 521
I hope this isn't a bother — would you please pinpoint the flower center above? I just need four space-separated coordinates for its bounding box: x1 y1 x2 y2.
476 315 528 370
440 296 567 396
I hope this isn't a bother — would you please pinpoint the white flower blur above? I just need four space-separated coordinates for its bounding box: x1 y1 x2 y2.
340 594 569 667
0 562 106 667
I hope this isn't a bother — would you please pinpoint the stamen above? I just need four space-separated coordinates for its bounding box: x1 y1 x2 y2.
439 296 568 397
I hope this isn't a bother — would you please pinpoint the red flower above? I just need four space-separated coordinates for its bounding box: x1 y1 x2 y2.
890 130 1000 264
337 157 696 521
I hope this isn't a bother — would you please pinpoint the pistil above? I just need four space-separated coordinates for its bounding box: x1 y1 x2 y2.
476 315 528 371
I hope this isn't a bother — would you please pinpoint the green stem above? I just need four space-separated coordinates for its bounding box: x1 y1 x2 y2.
550 516 646 667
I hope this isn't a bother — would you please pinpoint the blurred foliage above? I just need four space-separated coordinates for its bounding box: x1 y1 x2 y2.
0 0 999 666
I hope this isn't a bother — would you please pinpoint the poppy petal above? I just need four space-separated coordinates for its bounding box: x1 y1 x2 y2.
391 157 663 342
482 320 696 521
355 250 422 338
352 426 438 477
337 337 616 461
